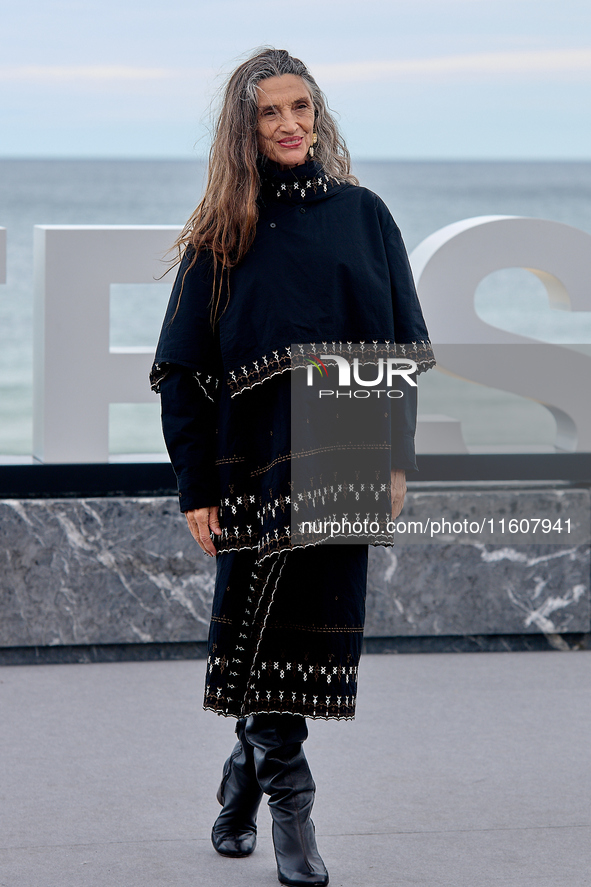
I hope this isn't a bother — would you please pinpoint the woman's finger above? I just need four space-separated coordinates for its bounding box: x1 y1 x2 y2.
185 508 217 557
185 510 200 544
195 510 217 557
209 505 222 536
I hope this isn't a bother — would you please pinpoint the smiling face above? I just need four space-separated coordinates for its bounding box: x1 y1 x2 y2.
256 74 315 169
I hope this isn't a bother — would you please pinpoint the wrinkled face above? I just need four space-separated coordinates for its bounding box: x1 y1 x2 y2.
256 74 315 169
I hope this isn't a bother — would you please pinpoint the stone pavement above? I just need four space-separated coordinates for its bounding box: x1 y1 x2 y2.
0 650 590 887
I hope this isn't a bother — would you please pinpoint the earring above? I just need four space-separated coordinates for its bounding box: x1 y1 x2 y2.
308 132 318 158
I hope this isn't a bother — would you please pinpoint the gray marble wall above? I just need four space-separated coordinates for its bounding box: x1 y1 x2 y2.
1 487 589 650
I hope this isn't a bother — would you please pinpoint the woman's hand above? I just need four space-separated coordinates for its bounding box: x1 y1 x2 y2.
390 469 407 520
184 506 222 557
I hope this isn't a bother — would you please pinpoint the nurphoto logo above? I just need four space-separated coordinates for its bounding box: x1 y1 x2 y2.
305 354 417 398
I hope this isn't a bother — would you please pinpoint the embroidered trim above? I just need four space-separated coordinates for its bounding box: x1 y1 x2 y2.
213 535 396 562
203 704 356 722
244 551 288 711
205 655 360 720
152 340 434 397
227 339 436 397
215 475 396 559
227 348 292 396
259 161 342 204
192 369 220 403
149 362 169 393
250 443 391 479
272 174 336 200
215 455 246 466
225 555 283 715
249 452 291 476
150 361 221 401
267 622 365 633
293 478 390 511
254 657 358 688
216 525 292 560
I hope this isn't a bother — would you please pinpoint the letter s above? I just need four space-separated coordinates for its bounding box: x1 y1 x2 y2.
410 216 591 451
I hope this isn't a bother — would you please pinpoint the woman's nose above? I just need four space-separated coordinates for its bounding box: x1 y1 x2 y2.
279 110 298 131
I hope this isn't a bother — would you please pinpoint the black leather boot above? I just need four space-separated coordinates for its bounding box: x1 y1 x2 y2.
245 713 329 887
211 718 264 857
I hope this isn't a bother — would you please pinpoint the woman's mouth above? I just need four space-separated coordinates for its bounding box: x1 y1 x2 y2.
277 137 303 148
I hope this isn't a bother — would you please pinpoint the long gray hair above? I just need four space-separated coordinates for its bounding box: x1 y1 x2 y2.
172 47 357 322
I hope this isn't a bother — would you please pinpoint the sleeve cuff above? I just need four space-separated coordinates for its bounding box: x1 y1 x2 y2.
176 470 220 513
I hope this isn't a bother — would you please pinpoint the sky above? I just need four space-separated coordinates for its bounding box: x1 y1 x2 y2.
1 0 590 159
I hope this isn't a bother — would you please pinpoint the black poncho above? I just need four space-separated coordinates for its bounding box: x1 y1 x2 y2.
151 160 433 719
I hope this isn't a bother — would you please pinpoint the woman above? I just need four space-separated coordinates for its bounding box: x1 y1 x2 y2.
151 48 434 887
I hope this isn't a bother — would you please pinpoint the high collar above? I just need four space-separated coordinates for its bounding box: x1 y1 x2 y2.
258 156 345 204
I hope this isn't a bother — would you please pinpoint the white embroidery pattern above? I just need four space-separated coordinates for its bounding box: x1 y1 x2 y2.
227 339 435 397
149 362 220 401
205 652 359 720
273 174 334 200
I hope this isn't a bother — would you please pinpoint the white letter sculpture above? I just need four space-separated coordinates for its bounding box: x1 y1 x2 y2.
33 225 181 463
410 216 591 452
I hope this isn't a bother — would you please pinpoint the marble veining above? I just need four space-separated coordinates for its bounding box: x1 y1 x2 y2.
1 498 216 647
509 582 586 633
1 489 590 649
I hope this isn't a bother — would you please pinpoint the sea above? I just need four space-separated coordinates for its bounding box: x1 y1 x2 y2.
2 159 591 457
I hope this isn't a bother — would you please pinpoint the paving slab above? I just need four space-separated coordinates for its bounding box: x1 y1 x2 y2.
0 651 590 886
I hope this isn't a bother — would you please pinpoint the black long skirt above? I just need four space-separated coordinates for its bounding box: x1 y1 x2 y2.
204 543 368 720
